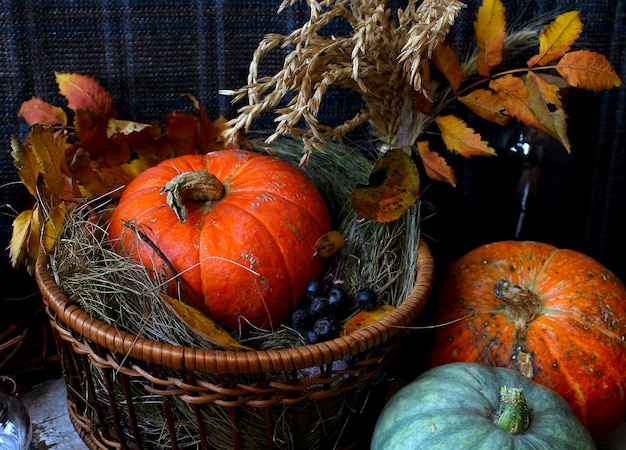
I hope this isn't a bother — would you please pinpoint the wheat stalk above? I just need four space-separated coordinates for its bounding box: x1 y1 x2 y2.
221 0 466 161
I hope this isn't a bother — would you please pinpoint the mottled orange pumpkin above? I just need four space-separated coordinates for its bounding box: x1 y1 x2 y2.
108 149 332 329
428 240 626 441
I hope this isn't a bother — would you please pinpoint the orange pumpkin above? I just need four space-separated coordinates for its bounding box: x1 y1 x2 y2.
108 149 332 329
428 240 626 441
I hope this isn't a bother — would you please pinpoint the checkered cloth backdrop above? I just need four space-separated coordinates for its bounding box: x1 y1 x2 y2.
1 0 625 300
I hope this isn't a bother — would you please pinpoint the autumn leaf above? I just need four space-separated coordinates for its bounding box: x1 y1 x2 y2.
350 148 420 223
43 204 68 253
342 304 395 335
28 126 72 196
18 98 67 127
55 72 115 119
161 294 253 351
556 50 622 91
11 137 40 198
528 11 582 67
432 41 463 91
9 209 39 271
490 75 546 131
474 0 506 77
417 141 457 187
524 72 570 152
313 231 345 259
459 88 511 125
435 115 496 157
107 119 152 137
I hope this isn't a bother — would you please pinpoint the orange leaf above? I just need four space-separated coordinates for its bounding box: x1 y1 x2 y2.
556 50 622 91
490 75 546 131
459 88 511 125
55 72 115 119
432 41 463 91
11 136 41 198
528 11 582 67
313 231 345 259
343 305 395 335
435 115 496 157
350 148 420 223
161 294 253 351
417 141 457 187
524 72 570 152
474 0 506 76
18 98 67 126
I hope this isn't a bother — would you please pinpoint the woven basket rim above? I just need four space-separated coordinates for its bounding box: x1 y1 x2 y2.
35 240 433 375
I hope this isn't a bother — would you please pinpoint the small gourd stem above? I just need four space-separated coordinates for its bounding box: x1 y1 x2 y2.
160 171 225 223
494 386 530 434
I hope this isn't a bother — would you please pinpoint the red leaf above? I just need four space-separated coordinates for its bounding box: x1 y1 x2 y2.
55 72 115 119
18 98 67 126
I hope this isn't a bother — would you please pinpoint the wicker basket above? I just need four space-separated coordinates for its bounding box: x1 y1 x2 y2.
35 240 433 450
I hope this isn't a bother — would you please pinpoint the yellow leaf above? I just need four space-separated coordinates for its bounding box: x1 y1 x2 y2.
161 294 253 351
435 115 496 157
474 0 506 76
524 72 571 152
43 204 68 253
490 75 546 132
9 209 37 271
28 126 71 196
556 50 622 91
343 305 395 335
313 231 345 259
417 141 457 187
528 11 582 67
459 88 512 125
11 137 40 198
432 41 463 91
350 148 420 223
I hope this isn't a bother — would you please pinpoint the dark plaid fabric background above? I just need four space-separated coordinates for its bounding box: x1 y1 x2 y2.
1 0 625 299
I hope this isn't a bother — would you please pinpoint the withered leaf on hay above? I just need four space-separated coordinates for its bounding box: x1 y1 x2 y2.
350 148 420 223
342 304 396 335
313 230 345 259
161 294 253 351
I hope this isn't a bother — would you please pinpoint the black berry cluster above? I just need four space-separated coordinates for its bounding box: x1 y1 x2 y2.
291 279 379 344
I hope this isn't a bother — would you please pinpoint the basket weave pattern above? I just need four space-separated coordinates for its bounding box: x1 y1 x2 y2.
36 241 433 449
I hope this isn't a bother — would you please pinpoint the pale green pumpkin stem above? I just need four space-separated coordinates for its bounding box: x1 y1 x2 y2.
160 171 224 223
494 386 530 434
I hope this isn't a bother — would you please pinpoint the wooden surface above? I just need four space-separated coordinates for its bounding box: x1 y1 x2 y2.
19 377 626 449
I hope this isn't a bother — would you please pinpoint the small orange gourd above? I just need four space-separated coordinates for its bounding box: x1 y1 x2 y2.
428 240 626 441
108 149 332 330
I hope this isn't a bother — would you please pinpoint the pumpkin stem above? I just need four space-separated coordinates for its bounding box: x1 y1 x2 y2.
493 279 542 327
160 171 225 223
493 386 530 434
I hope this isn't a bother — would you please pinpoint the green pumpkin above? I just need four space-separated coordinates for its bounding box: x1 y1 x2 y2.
371 362 595 450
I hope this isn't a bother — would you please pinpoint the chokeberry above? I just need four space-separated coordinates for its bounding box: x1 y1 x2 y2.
356 287 378 310
309 296 332 317
313 316 341 341
327 285 349 316
304 279 326 300
291 308 314 332
305 329 320 344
